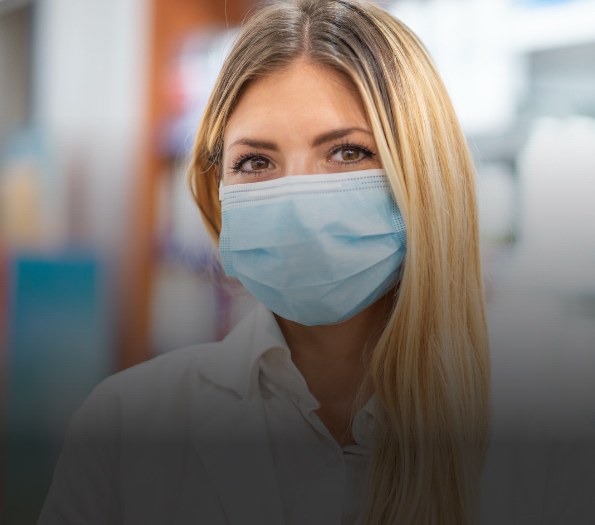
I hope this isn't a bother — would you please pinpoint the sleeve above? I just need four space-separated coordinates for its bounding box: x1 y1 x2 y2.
37 378 122 525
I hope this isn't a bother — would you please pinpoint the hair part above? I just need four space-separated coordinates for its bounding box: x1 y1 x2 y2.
189 1 490 523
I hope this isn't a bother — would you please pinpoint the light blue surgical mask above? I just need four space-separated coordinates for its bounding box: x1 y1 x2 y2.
219 168 407 326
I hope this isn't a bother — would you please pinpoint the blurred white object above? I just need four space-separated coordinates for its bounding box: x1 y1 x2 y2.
477 162 516 243
514 116 595 293
392 0 520 135
35 0 150 250
150 263 218 353
510 0 595 52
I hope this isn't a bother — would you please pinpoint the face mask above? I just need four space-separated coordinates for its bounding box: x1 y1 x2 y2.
219 168 407 326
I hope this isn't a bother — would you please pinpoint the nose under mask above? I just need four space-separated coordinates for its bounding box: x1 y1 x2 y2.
218 168 407 326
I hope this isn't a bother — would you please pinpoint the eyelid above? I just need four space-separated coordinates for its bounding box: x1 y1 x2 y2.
327 141 376 159
230 151 275 175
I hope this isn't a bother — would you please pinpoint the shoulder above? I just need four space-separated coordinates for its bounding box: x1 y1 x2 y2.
100 342 224 397
39 341 240 525
73 340 239 437
482 385 595 524
71 303 268 436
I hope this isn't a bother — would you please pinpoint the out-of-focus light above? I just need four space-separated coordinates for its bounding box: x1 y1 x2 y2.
511 0 595 52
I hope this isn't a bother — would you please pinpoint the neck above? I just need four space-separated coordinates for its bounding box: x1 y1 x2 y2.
274 291 394 406
274 292 394 446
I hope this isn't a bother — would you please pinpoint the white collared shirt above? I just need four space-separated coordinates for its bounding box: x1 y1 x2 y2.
39 301 595 525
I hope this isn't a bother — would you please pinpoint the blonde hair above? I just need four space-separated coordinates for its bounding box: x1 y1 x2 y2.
189 1 490 523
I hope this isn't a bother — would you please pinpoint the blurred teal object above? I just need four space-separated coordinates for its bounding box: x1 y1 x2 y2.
4 252 113 525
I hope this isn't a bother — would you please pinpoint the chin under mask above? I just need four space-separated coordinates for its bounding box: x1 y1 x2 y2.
219 168 407 326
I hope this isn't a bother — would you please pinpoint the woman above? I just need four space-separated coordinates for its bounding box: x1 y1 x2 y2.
192 0 489 522
39 1 490 523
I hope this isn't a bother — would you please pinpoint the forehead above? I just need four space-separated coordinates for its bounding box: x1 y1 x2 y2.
224 59 370 142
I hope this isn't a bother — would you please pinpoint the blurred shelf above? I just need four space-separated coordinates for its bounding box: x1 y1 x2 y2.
511 0 595 52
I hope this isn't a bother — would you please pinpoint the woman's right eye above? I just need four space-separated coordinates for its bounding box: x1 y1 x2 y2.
231 155 272 174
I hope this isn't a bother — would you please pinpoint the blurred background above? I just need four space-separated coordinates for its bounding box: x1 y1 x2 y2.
1 0 594 522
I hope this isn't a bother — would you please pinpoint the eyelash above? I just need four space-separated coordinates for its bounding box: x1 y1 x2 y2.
330 141 376 163
230 151 269 175
229 142 377 175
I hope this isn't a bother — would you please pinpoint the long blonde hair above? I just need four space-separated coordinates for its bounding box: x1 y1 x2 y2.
189 1 490 523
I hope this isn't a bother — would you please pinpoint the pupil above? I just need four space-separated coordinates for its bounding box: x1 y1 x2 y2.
251 158 267 170
343 149 358 161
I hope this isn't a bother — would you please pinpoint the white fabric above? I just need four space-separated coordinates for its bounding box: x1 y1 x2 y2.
257 344 376 524
38 303 595 525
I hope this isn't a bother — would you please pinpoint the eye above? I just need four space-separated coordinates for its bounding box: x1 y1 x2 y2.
231 154 272 175
329 144 375 164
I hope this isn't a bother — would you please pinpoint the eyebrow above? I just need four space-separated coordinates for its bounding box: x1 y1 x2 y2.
228 127 373 151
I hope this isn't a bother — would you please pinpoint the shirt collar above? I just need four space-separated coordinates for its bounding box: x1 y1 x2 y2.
196 302 381 427
196 302 290 399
